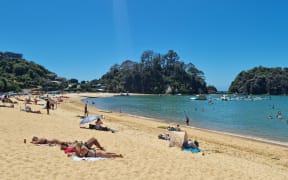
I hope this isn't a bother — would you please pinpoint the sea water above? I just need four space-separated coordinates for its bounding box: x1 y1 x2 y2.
85 95 288 145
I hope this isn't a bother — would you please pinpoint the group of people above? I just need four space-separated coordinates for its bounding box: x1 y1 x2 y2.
167 124 181 131
29 103 121 158
0 95 15 108
19 96 56 114
158 124 201 152
31 136 123 158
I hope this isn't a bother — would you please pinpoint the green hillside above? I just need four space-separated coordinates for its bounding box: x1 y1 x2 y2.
229 66 288 95
0 52 66 92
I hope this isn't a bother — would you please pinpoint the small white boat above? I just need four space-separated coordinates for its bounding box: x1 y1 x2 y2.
190 94 207 100
220 94 230 101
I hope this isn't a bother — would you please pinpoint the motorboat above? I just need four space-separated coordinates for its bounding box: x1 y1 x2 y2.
220 94 230 101
190 94 207 100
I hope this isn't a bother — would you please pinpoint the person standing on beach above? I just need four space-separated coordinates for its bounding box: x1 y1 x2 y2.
46 99 51 115
84 103 88 117
185 115 190 126
184 111 189 126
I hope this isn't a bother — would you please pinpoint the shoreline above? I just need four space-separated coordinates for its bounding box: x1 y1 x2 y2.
1 92 288 180
82 94 288 148
98 106 288 147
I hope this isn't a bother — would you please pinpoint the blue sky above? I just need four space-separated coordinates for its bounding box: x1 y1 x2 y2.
1 0 287 91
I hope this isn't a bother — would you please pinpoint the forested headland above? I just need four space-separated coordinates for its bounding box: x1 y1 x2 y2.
229 66 288 95
98 50 214 94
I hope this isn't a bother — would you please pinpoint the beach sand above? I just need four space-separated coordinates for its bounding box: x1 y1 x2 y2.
1 93 288 180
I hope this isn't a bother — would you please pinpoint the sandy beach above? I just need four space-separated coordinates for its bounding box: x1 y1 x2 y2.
1 93 288 180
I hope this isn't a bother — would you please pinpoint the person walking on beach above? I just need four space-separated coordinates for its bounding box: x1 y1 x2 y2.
84 103 88 117
46 99 51 115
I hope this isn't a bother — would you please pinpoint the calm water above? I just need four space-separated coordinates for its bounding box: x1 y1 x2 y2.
85 95 288 144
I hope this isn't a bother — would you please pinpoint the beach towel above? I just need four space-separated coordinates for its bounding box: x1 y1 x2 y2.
72 155 107 161
183 147 201 153
33 143 56 147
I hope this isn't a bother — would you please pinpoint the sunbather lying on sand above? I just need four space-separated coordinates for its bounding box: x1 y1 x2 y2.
61 137 122 158
31 136 123 158
0 104 14 108
30 136 63 145
22 105 41 114
158 133 170 140
60 137 105 151
75 142 123 158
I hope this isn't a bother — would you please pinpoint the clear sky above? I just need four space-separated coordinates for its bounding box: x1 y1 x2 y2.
1 0 287 91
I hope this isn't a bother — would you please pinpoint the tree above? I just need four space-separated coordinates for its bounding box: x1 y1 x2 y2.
229 66 288 95
99 50 208 94
207 85 217 94
68 78 79 84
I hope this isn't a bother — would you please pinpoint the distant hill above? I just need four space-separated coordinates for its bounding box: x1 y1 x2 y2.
0 51 66 92
229 66 288 95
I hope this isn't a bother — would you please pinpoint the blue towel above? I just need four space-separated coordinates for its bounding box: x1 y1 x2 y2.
183 147 201 153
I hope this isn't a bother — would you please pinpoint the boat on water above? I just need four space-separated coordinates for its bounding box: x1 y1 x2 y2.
220 94 230 101
114 92 129 96
190 94 207 100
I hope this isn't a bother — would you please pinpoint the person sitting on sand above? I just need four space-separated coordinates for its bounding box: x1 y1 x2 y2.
24 105 41 114
92 118 115 133
182 139 199 149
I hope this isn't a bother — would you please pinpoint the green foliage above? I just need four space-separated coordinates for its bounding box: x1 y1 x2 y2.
99 50 208 94
0 51 66 92
207 85 218 94
229 66 288 95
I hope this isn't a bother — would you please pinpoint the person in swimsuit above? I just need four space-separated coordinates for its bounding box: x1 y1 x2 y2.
30 136 63 145
75 142 123 158
60 137 105 151
94 118 115 132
